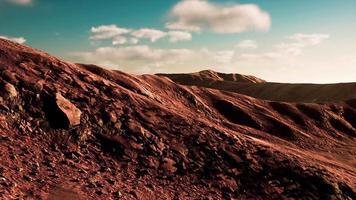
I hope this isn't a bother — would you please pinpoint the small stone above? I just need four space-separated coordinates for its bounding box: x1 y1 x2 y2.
4 83 17 99
97 119 104 127
107 178 116 185
23 175 33 181
129 191 138 198
33 80 44 93
162 158 177 174
114 121 122 129
112 191 122 198
0 177 6 182
107 111 117 123
79 128 91 142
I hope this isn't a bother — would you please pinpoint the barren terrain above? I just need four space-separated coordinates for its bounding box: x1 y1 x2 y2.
0 39 355 199
159 70 356 103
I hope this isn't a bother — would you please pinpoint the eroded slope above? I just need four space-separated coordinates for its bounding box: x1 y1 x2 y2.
0 39 355 199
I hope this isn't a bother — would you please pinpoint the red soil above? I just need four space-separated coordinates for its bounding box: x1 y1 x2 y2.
0 38 355 199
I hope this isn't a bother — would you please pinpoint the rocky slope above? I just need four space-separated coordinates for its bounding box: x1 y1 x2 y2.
0 38 355 199
159 71 356 103
157 70 266 84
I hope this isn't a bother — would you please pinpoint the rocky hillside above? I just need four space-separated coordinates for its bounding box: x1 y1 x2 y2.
158 70 266 84
0 38 355 199
159 72 356 103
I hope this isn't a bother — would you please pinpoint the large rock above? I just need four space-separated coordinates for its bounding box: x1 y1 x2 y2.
3 83 17 99
43 92 81 128
55 93 81 126
1 70 18 85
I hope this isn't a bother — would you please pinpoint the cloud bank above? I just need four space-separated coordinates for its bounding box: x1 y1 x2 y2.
73 32 329 74
89 25 192 45
166 0 271 33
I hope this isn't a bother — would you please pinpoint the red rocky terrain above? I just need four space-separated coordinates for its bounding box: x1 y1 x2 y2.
159 70 356 103
0 38 355 199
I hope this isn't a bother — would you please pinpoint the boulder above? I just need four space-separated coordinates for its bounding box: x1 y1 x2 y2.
55 93 81 126
43 92 81 128
1 70 18 85
4 83 17 99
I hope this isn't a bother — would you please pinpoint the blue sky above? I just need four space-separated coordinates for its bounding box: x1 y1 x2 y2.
1 0 356 83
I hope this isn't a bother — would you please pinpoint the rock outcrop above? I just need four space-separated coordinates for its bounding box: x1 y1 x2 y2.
55 93 81 126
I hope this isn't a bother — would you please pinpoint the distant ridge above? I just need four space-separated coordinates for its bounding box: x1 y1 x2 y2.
159 70 356 103
158 69 265 84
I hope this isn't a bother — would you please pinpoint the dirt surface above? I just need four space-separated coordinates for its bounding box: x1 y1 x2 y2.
0 38 355 199
159 71 356 103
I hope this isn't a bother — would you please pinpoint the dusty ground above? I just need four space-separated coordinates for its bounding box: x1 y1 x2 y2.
0 38 355 199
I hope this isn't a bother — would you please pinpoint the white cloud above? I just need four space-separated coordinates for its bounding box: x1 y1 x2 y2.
275 33 330 56
7 0 32 5
90 25 193 44
167 31 192 42
111 36 127 45
236 40 258 49
128 37 139 44
131 28 167 42
111 36 139 45
166 0 271 33
275 43 304 56
90 25 131 40
288 33 330 46
0 35 26 44
72 45 195 72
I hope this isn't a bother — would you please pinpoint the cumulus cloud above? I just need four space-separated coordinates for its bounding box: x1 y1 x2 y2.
131 29 192 43
166 0 271 33
131 28 167 42
111 36 128 45
90 25 131 40
0 35 26 44
90 25 192 44
236 40 258 49
167 31 192 42
275 33 330 56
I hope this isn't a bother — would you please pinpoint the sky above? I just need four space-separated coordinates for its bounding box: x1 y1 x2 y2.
0 0 356 83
